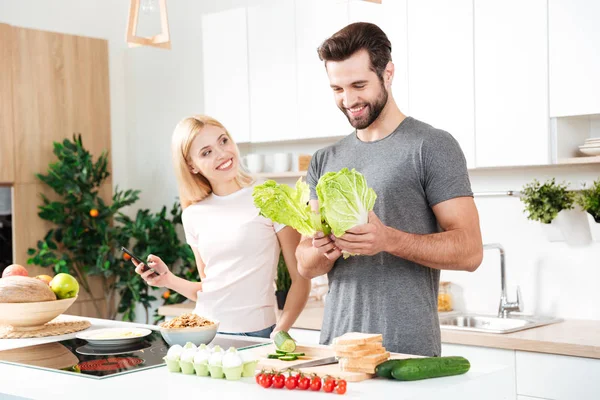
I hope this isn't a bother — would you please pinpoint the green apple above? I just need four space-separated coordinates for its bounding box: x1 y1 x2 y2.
49 273 79 299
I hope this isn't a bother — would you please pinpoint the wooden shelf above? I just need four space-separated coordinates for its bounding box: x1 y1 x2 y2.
254 171 307 179
557 156 600 165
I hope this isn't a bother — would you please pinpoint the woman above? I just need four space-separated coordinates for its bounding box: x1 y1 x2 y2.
133 115 311 338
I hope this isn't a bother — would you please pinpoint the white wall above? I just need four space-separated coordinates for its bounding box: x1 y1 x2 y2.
2 0 600 323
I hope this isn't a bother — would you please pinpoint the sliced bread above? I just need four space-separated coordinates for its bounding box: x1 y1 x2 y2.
335 344 386 358
332 332 383 346
339 352 391 370
332 341 384 352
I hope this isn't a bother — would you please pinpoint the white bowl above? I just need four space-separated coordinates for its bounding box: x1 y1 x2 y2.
159 320 220 346
0 297 77 331
579 147 600 156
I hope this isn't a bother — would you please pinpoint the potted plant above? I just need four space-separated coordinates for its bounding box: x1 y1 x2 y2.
275 252 291 310
576 178 600 241
520 178 576 241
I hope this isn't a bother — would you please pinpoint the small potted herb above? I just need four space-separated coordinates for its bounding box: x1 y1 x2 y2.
520 178 575 241
576 179 600 241
275 252 291 309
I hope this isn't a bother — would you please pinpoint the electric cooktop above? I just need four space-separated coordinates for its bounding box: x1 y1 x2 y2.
0 330 268 379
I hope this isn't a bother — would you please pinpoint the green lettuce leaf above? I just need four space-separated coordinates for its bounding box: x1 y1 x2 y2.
316 168 377 237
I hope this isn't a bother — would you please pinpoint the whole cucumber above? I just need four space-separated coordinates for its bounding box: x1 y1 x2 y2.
390 356 470 381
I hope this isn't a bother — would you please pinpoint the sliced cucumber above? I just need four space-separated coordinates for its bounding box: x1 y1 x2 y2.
275 349 288 355
278 355 298 361
284 352 305 357
268 353 283 359
274 331 296 353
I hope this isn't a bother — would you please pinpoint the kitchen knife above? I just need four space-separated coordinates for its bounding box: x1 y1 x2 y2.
281 356 338 371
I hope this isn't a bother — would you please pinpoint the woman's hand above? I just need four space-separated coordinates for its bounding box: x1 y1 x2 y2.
133 254 171 287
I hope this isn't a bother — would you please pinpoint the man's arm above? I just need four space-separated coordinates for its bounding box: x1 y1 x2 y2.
333 197 483 272
296 200 341 279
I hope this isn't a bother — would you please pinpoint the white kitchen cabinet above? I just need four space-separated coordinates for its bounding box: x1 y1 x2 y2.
549 0 600 117
516 351 600 400
201 8 251 143
407 0 475 168
474 0 549 167
348 0 409 115
442 343 516 400
247 0 298 143
295 0 351 139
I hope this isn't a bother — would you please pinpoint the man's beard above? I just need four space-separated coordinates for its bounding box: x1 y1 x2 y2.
340 83 388 130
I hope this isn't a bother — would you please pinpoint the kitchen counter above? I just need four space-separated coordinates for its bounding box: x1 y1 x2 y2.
160 303 600 359
441 318 600 359
0 316 512 400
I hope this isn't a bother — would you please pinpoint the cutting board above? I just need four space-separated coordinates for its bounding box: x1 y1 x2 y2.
243 343 419 382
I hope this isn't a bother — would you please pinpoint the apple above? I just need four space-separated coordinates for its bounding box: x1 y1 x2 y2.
2 264 29 278
49 273 79 299
35 274 53 285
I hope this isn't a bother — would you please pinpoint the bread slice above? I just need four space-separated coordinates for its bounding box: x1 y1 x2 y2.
332 341 383 352
335 344 386 358
339 364 377 374
332 332 383 346
339 352 390 370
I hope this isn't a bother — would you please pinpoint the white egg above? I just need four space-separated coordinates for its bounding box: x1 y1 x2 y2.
180 348 197 363
166 344 183 360
222 352 243 368
194 349 211 364
209 351 223 366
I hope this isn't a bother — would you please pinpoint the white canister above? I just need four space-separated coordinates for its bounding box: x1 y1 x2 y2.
272 153 292 173
241 154 264 174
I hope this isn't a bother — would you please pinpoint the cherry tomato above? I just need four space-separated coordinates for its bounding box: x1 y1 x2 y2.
310 376 322 391
260 373 273 388
272 373 285 389
285 375 298 390
325 377 337 386
297 376 310 390
255 373 264 384
336 380 347 395
323 381 335 393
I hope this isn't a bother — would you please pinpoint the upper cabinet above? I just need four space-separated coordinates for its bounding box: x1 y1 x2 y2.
0 24 15 184
202 8 251 143
349 0 409 116
549 0 600 117
474 0 549 167
247 0 298 143
295 0 351 139
407 0 475 168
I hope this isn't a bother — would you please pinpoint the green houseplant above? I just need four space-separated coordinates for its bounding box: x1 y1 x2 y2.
27 135 197 323
576 179 600 223
520 178 575 224
275 252 291 310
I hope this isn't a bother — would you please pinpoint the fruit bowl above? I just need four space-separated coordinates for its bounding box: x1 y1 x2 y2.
160 320 220 347
0 296 78 331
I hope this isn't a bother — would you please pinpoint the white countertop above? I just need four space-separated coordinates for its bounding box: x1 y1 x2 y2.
0 316 513 400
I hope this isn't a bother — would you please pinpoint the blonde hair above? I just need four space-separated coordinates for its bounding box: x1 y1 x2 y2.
171 115 254 209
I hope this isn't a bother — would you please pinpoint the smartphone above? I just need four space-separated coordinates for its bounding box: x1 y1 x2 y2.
121 246 156 274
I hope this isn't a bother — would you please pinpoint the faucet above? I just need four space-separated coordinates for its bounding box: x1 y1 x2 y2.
483 243 522 318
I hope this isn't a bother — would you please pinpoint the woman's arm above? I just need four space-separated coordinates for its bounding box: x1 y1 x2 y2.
273 226 311 335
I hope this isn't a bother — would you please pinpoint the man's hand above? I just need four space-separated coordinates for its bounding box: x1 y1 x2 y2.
333 211 390 256
312 231 343 261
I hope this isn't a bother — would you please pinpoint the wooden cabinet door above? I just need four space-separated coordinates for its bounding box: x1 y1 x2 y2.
407 0 475 168
549 0 600 117
247 0 298 143
11 27 111 183
474 0 549 167
202 8 251 143
0 24 15 184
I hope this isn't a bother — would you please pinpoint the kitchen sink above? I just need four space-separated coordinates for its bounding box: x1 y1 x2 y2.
439 313 563 334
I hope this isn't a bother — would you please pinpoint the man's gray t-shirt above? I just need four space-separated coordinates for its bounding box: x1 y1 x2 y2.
307 116 473 356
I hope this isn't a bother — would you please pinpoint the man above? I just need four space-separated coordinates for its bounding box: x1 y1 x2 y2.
296 22 483 357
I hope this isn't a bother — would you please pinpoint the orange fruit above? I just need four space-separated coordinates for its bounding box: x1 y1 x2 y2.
35 274 53 285
123 253 132 261
89 209 99 218
162 290 170 300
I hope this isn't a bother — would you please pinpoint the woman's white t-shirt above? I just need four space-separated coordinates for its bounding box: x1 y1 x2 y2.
181 185 284 333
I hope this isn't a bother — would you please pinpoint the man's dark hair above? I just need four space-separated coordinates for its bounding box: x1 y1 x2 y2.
317 22 392 80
